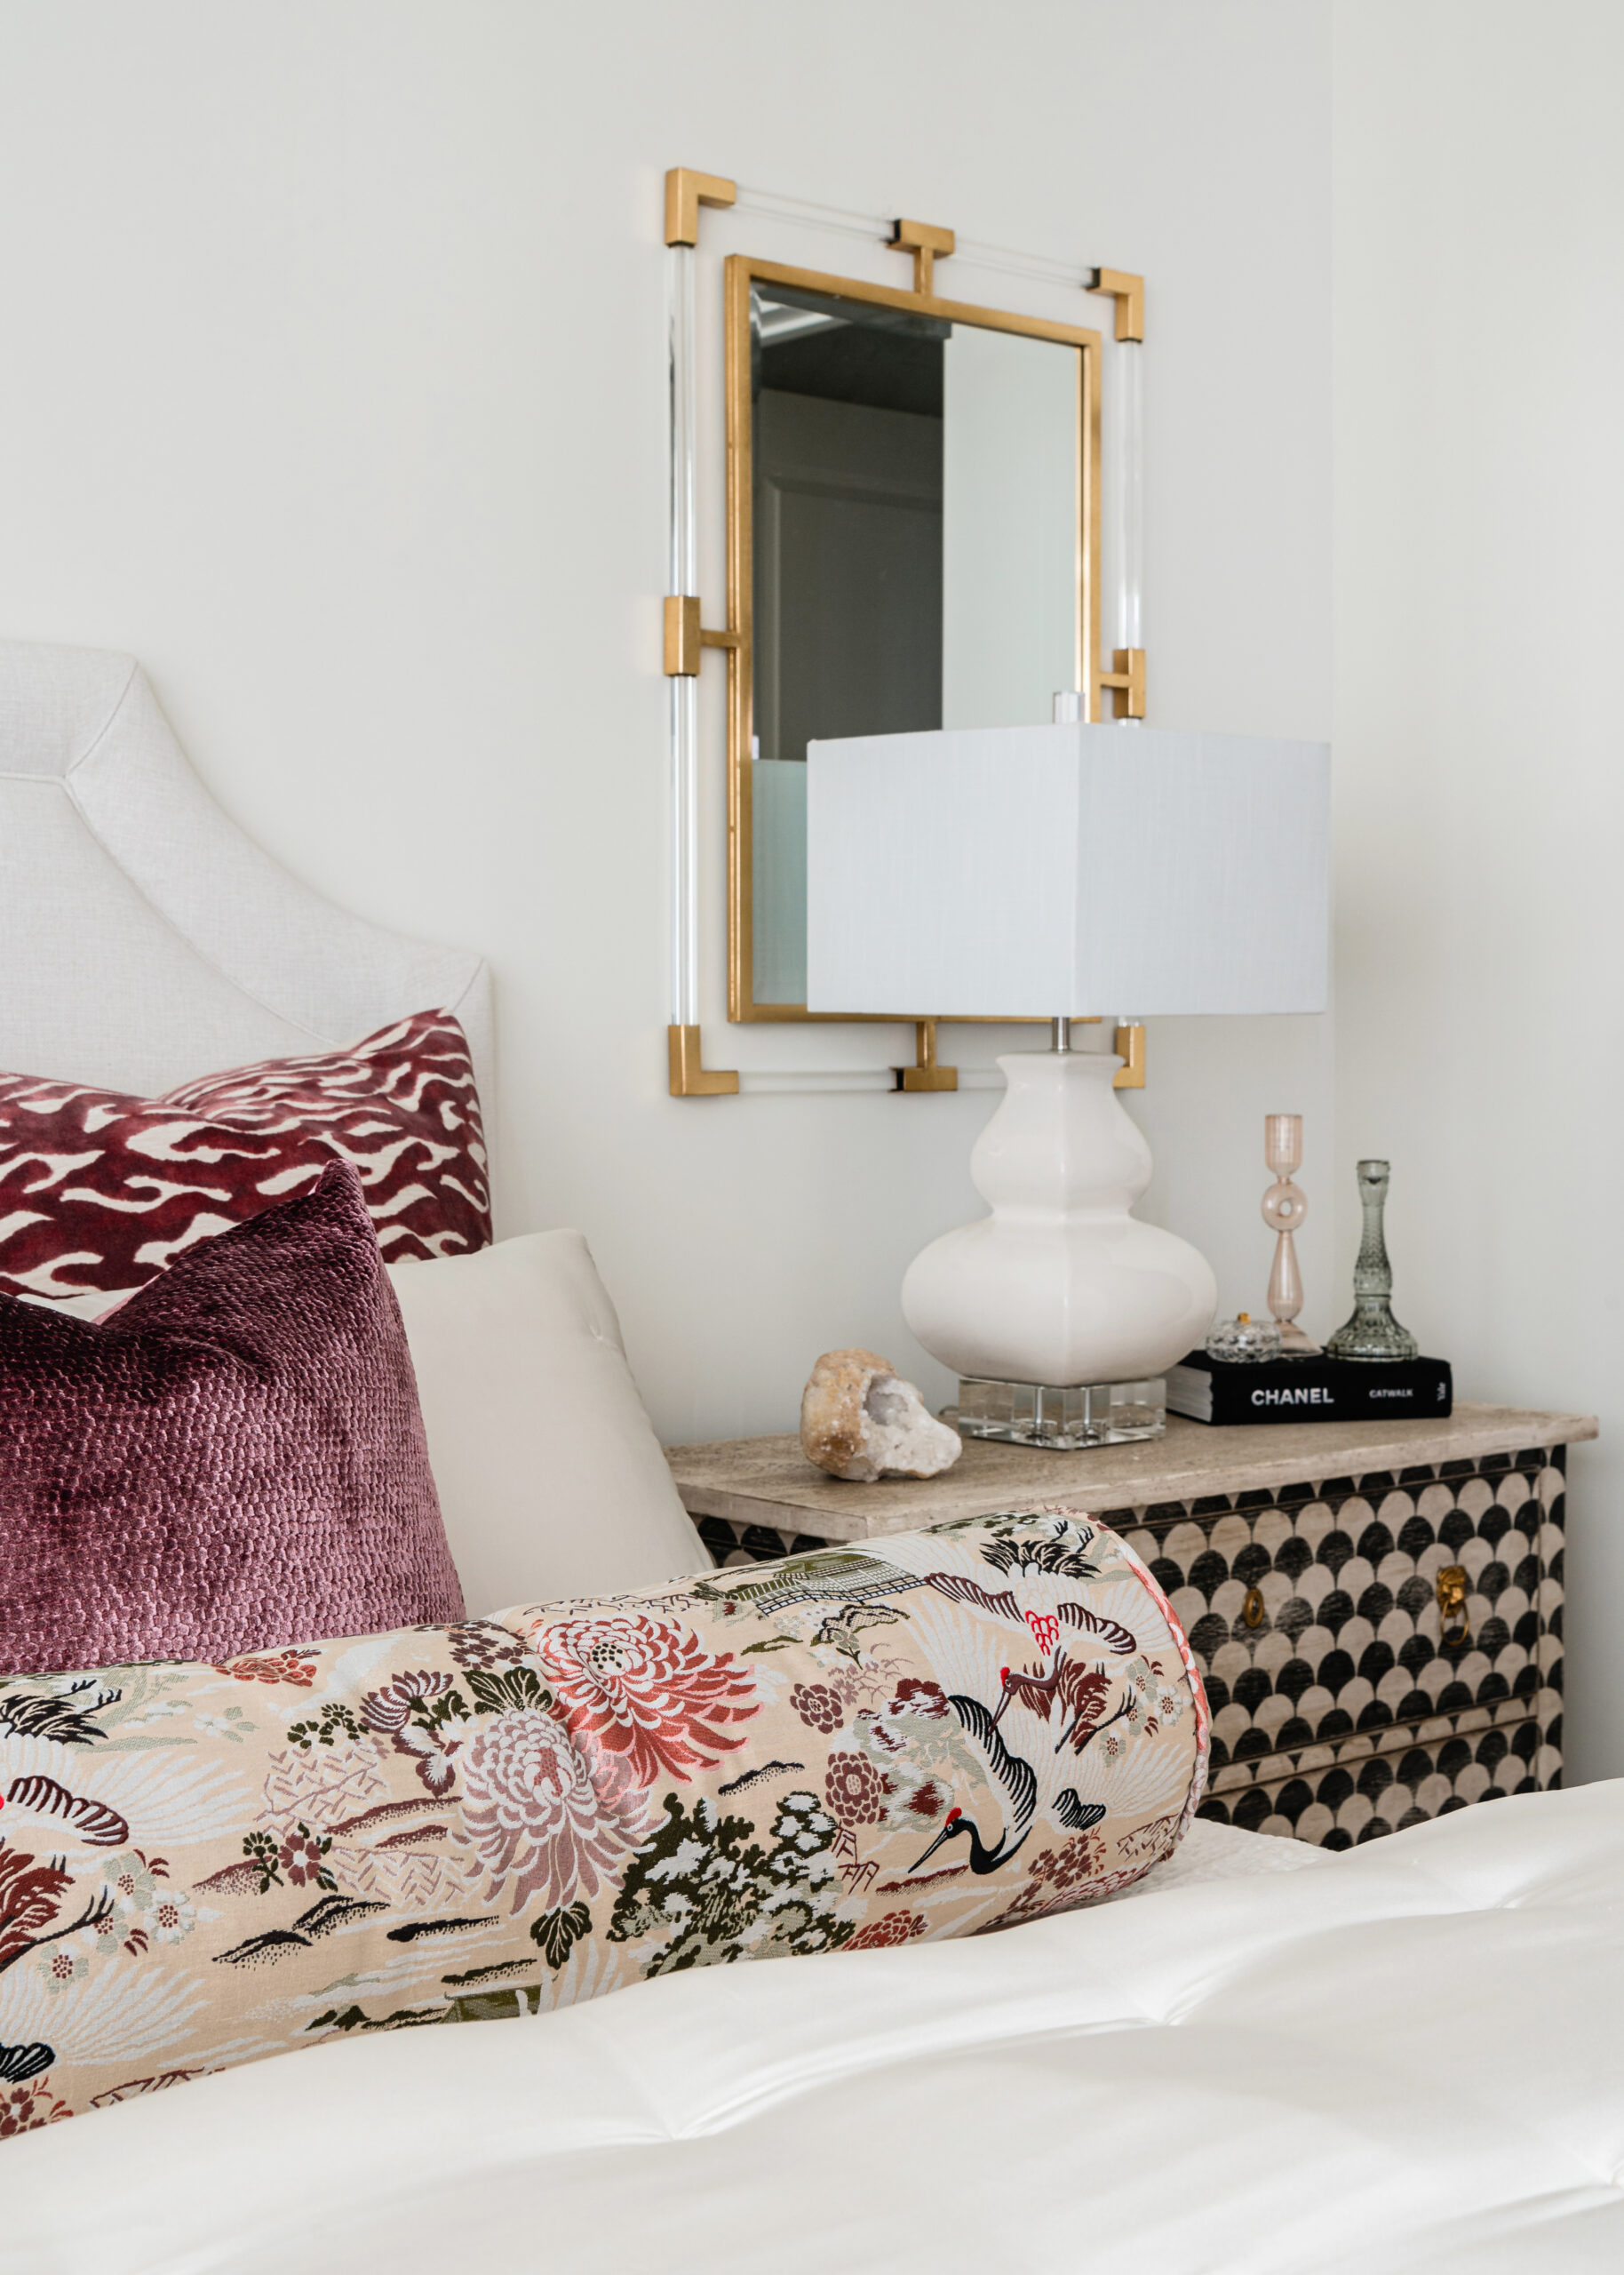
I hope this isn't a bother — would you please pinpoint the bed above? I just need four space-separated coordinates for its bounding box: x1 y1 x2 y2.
9 1785 1621 2273
2 639 1617 2271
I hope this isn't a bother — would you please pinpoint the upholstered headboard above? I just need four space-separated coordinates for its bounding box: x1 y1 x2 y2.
0 639 492 1103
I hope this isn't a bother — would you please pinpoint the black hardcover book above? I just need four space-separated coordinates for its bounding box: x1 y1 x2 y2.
1166 1350 1453 1425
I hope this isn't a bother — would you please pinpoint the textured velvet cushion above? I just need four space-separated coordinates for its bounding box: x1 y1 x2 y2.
0 1161 464 1679
0 1508 1205 2127
0 1009 490 1305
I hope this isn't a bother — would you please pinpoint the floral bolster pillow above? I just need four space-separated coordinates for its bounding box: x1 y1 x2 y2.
0 1511 1206 2132
0 1008 490 1305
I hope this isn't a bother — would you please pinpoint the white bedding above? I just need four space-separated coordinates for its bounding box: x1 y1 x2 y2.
11 1786 1619 2273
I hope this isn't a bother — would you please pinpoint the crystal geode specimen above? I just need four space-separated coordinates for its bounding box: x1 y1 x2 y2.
800 1347 962 1483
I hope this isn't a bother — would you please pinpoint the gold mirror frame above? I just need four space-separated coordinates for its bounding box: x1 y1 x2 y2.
722 253 1103 1028
662 172 1144 1096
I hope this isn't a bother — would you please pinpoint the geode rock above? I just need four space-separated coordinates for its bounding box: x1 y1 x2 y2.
800 1348 962 1483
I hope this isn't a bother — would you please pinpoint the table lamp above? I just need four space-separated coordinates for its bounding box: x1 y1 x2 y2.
805 721 1331 1447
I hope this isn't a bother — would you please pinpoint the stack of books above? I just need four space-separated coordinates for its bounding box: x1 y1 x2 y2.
1166 1349 1453 1426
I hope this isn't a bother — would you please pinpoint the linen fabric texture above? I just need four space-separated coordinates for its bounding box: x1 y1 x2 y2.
0 640 492 1111
0 1510 1206 2129
386 1233 707 1614
0 1009 490 1305
0 1161 464 1681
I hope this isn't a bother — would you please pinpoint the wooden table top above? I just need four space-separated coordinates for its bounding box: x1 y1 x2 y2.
665 1404 1598 1544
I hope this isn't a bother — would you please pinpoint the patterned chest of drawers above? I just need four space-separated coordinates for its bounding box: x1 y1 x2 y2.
1108 1449 1564 1846
668 1406 1592 1851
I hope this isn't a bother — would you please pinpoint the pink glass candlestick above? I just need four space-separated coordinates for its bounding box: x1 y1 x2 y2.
1262 1114 1319 1354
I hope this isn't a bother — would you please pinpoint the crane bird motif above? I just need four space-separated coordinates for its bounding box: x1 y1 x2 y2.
923 1572 1138 1751
908 1696 1107 1875
907 1569 1142 1876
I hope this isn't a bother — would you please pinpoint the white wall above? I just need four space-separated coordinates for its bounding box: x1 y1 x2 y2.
0 3 1332 1442
1334 1 1624 1778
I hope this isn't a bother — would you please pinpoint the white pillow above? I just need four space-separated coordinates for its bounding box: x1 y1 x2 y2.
386 1234 706 1614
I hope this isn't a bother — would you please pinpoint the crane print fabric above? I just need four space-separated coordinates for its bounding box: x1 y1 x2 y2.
0 1510 1206 2132
0 1010 490 1305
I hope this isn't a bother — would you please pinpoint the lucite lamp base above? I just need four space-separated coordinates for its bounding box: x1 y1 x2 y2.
952 1374 1166 1449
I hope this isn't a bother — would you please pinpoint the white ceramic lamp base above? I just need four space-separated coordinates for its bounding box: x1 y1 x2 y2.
902 1050 1217 1392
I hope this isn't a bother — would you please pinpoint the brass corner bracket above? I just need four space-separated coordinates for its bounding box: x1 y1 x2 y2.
664 595 737 677
1087 267 1144 342
669 1024 738 1097
897 1020 1142 1092
1100 647 1146 720
665 168 736 247
1113 1022 1145 1090
890 217 955 295
898 1019 958 1091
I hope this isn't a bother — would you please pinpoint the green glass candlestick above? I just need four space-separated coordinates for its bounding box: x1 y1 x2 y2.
1325 1159 1420 1361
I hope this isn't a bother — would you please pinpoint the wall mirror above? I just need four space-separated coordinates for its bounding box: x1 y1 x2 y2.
723 257 1102 1023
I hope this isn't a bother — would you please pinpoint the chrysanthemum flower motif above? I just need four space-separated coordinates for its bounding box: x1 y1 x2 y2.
824 1750 888 1829
458 1708 630 1914
140 1888 196 1944
277 1829 328 1888
534 1617 758 1791
360 1670 456 1734
39 1945 87 1993
0 2080 69 2136
104 1856 163 1916
791 1682 844 1734
444 1623 528 1673
1157 1683 1186 1723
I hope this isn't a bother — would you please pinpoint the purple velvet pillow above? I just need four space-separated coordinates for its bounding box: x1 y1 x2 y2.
0 1160 464 1678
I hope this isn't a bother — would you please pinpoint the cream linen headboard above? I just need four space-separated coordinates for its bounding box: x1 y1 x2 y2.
0 639 491 1102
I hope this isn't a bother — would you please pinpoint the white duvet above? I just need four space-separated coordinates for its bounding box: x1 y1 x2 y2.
8 1786 1621 2273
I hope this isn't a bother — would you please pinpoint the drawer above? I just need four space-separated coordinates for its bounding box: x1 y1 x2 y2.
1111 1453 1564 1779
690 1446 1567 1853
697 1515 831 1566
1197 1706 1562 1848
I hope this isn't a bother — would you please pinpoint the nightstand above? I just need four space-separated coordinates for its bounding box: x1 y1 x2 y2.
667 1404 1596 1849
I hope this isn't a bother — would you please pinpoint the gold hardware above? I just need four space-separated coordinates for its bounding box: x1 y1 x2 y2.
664 597 738 676
890 217 955 296
898 1019 959 1092
724 251 1102 1026
1436 1565 1471 1650
1100 646 1147 721
1242 1585 1265 1631
664 595 701 677
1088 267 1144 343
1112 1023 1145 1090
665 168 736 248
667 1024 739 1098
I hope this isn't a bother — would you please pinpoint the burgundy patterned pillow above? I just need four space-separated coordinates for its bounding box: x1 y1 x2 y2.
0 1159 465 1678
0 1009 490 1303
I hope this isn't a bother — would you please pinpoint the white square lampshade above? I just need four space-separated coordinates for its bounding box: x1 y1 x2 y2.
804 722 1331 1018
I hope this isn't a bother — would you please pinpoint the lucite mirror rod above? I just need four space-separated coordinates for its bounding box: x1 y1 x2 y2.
662 168 1145 1097
665 173 740 1095
668 235 698 1036
1116 337 1144 666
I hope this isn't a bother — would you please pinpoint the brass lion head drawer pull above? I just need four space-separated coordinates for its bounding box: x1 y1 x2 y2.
1437 1564 1471 1649
1242 1585 1265 1630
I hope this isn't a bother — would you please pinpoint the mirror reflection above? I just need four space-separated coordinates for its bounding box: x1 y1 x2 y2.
746 279 1085 1008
